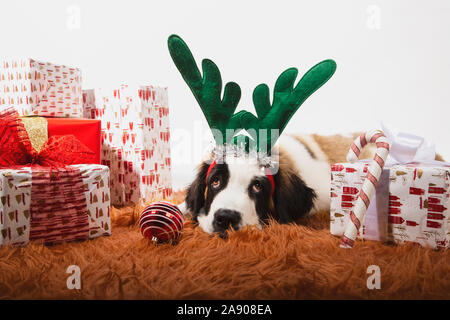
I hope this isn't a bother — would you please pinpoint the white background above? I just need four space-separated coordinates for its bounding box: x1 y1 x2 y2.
1 0 449 190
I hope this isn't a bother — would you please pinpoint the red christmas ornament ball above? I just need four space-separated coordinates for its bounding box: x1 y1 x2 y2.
139 201 184 243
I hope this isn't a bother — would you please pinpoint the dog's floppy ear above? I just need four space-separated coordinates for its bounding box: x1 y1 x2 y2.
273 167 316 223
185 161 210 221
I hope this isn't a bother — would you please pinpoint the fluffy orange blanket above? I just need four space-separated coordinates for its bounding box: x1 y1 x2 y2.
0 192 448 299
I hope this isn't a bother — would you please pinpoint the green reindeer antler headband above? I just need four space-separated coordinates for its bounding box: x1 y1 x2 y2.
168 34 336 154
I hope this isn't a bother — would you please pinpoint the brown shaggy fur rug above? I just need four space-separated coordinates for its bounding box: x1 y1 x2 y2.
0 191 448 300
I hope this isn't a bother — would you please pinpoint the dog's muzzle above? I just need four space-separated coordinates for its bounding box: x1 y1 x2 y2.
213 209 241 235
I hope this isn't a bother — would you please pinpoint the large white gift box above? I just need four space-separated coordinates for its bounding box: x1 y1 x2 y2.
83 85 173 206
0 58 82 117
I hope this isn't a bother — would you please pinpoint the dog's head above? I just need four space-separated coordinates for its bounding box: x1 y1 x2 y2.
185 153 316 236
169 35 334 236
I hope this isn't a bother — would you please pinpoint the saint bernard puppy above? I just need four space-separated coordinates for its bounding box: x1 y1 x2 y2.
181 132 380 237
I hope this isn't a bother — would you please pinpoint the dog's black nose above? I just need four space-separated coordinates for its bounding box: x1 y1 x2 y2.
213 209 241 233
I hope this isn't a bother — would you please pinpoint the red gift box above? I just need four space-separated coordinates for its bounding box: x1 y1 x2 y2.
46 118 101 164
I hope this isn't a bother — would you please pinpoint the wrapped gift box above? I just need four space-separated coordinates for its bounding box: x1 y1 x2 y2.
389 163 449 249
0 164 111 246
21 117 101 164
0 108 110 246
330 161 450 249
83 85 172 206
0 58 82 117
331 125 449 249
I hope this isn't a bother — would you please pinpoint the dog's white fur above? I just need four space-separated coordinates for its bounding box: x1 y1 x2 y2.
197 156 265 233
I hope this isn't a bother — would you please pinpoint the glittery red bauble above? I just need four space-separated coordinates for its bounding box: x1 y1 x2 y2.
139 201 184 243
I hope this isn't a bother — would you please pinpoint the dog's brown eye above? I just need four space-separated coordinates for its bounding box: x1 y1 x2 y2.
211 177 221 188
252 181 262 193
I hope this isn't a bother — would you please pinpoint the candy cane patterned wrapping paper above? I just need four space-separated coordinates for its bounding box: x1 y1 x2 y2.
83 85 173 206
0 164 111 246
389 163 449 249
0 58 82 117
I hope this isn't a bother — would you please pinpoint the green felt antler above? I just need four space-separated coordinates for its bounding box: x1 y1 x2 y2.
168 34 245 144
240 60 337 153
168 34 337 154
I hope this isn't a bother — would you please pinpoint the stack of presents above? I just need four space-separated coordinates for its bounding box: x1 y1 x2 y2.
0 58 172 246
330 127 449 249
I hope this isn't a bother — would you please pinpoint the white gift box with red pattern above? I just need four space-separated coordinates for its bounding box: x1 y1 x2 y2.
388 163 449 249
0 164 111 246
331 124 449 249
330 161 450 249
0 58 82 117
82 85 173 206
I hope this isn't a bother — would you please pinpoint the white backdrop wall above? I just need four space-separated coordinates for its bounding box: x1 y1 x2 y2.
1 0 449 190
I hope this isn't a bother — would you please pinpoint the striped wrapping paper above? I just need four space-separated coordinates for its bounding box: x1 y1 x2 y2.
0 164 111 246
0 58 82 117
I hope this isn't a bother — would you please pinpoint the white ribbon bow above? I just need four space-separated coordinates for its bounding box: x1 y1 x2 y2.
381 122 437 167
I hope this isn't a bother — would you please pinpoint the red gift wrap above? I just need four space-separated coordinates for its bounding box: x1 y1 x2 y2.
46 118 101 164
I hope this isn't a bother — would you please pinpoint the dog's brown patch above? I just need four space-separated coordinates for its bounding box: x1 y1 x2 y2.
288 135 317 159
311 133 375 164
311 133 445 163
